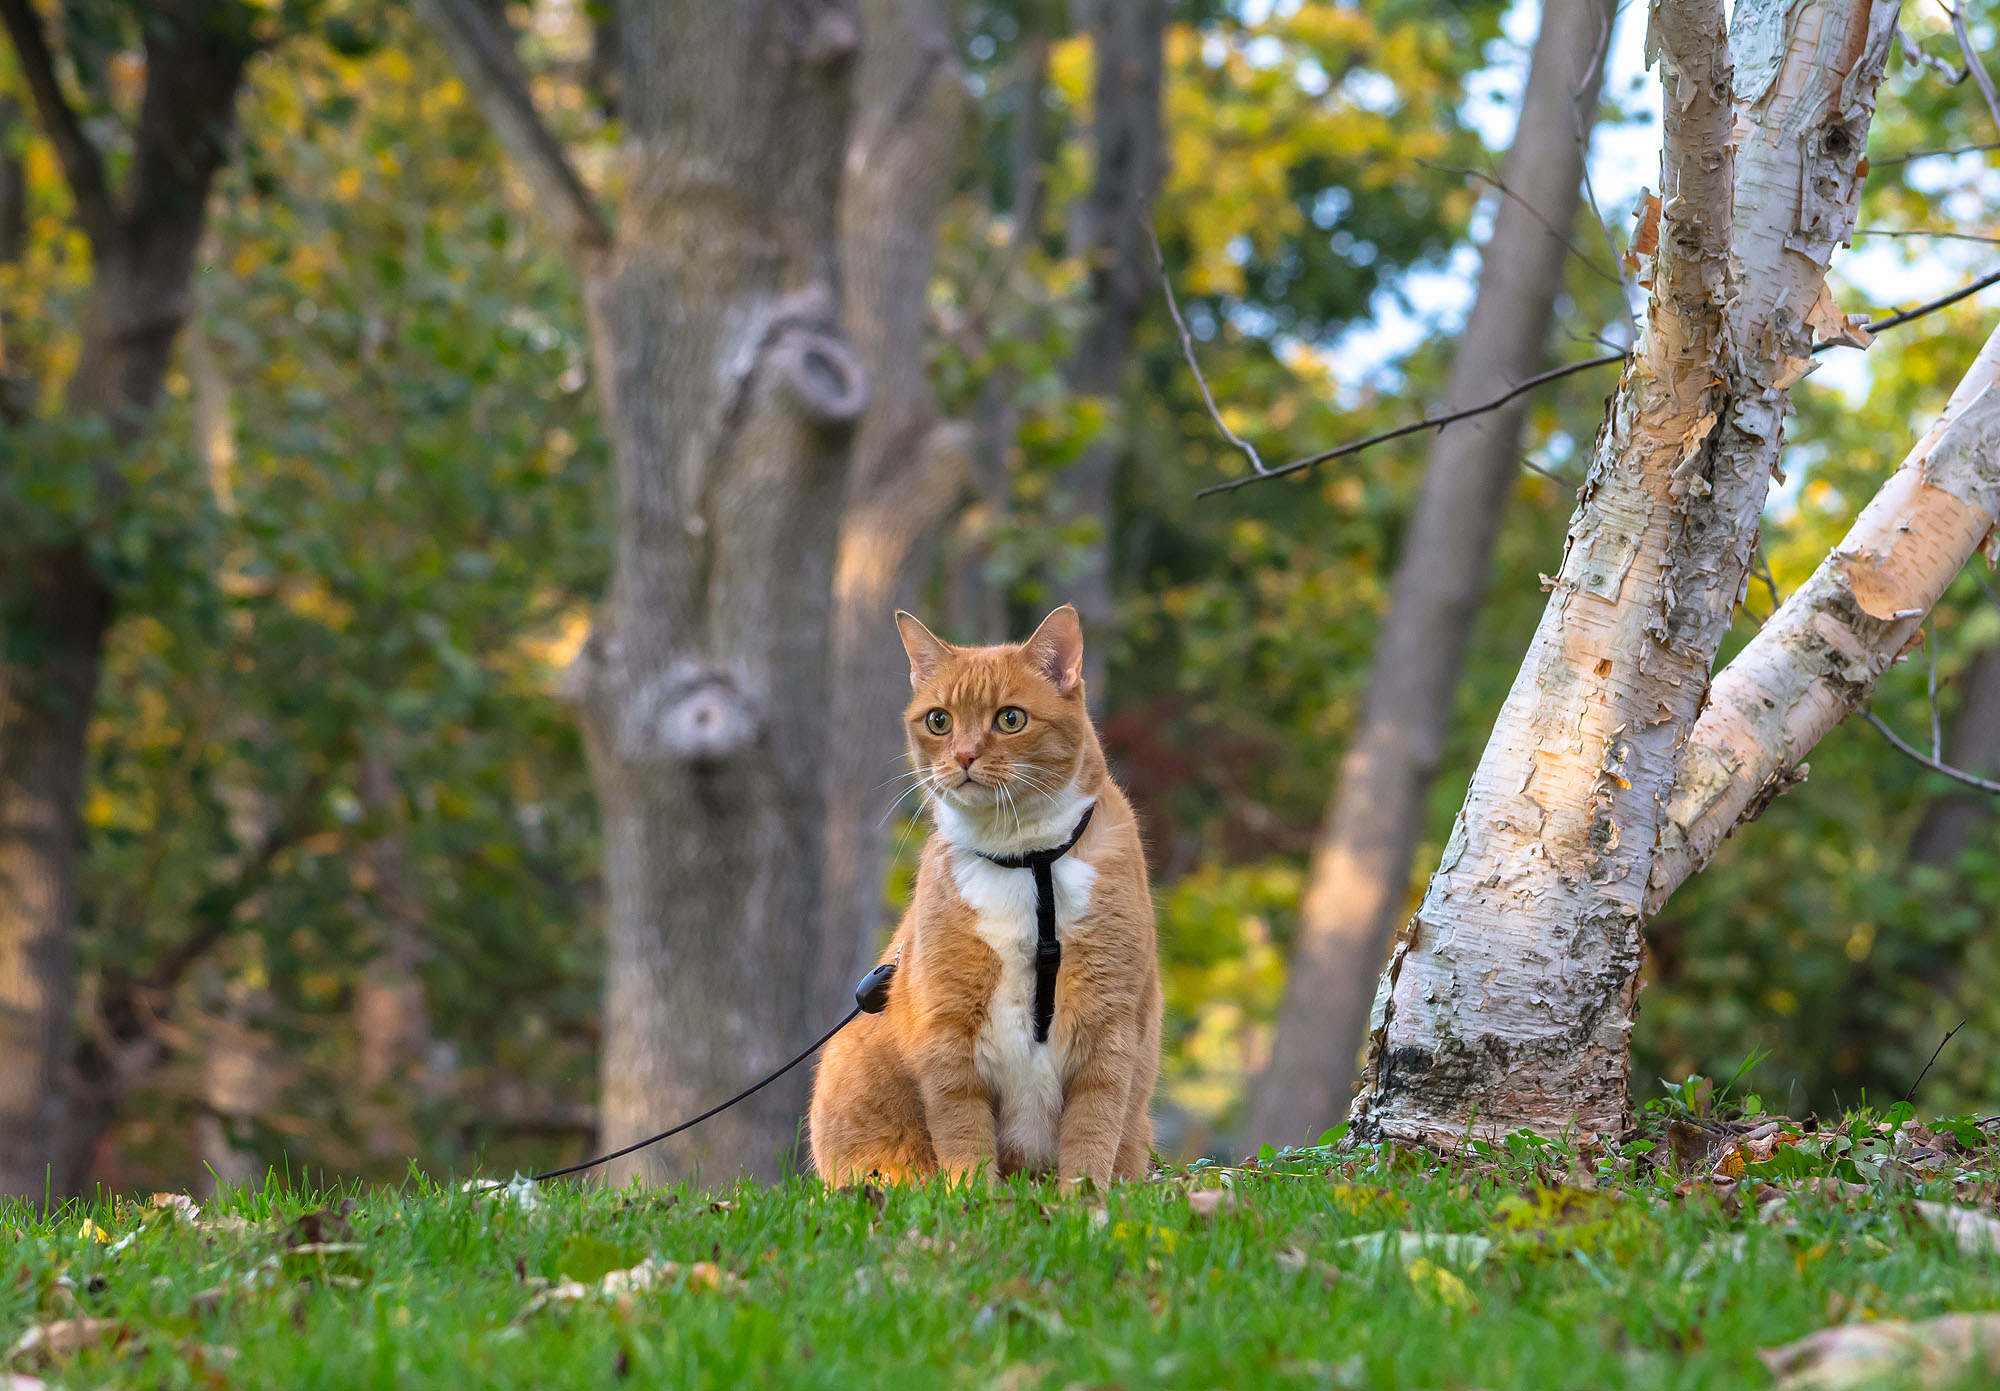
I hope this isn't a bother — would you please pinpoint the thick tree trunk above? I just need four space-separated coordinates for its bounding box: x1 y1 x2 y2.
1249 0 1616 1147
565 0 864 1185
1061 0 1165 712
1649 324 2000 909
0 550 110 1196
1350 0 1897 1150
816 0 972 1009
0 2 253 1196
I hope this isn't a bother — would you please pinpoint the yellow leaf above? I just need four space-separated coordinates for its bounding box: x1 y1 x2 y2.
1406 1258 1473 1310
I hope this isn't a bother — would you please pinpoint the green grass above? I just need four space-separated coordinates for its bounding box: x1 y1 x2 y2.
8 1122 2000 1389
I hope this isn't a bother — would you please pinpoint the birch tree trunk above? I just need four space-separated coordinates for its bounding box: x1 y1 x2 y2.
1349 0 1899 1150
817 0 972 1009
0 1 254 1197
425 0 867 1182
1250 0 1616 1147
1061 0 1165 711
1648 324 2000 910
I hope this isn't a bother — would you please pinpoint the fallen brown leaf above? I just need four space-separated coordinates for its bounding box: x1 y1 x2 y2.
8 1318 128 1367
1186 1187 1238 1219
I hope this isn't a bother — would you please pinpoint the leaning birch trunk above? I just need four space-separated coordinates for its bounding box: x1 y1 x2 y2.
1647 325 2000 910
1349 0 1898 1149
1250 0 1616 1148
818 0 973 1009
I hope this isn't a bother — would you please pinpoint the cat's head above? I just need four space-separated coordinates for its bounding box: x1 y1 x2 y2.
895 606 1099 828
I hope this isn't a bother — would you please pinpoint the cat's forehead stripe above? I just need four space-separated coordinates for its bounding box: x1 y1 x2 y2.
928 650 1035 707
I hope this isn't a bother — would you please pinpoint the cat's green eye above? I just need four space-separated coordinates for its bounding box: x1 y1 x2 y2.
995 707 1028 733
924 709 952 735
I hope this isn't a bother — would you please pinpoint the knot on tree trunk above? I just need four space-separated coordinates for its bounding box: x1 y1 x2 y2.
774 324 867 427
625 659 764 765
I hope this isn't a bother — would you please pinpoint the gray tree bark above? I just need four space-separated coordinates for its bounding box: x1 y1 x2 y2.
816 0 973 1009
0 0 255 1197
1061 0 1165 712
1350 0 1899 1150
1248 0 1617 1148
425 0 865 1182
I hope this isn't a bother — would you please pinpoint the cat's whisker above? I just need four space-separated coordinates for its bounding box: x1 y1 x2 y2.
876 772 940 828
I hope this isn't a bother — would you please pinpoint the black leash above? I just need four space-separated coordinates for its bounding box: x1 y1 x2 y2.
515 961 899 1183
974 805 1094 1043
494 809 1092 1185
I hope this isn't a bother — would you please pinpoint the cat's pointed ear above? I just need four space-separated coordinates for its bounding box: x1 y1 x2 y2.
895 611 953 689
1024 605 1084 695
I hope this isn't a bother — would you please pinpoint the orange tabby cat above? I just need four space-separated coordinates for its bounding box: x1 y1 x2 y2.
808 605 1161 1186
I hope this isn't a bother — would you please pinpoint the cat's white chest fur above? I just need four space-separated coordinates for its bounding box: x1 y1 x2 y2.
946 840 1097 1168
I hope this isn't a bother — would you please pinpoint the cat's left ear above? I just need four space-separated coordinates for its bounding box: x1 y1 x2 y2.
895 611 953 689
1024 605 1084 696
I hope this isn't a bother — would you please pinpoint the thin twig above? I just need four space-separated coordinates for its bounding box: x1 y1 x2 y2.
1415 159 1625 289
1952 2 2000 137
1190 262 2000 499
1852 227 2000 246
1194 353 1625 498
1849 265 2000 337
1900 24 1971 84
1928 620 1943 762
1860 709 2000 795
1870 139 2000 168
1906 1019 1968 1103
1146 217 1267 476
1751 544 1783 615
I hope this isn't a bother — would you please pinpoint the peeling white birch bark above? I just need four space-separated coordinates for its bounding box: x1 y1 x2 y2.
1648 327 2000 910
1348 0 1898 1151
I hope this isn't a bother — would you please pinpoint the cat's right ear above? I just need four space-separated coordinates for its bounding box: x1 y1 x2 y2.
895 611 953 689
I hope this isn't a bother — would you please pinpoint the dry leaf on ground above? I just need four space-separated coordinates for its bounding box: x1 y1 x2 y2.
1761 1312 2000 1389
8 1318 128 1367
1186 1188 1239 1219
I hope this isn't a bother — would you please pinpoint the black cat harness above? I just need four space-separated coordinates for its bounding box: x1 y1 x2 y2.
974 804 1095 1043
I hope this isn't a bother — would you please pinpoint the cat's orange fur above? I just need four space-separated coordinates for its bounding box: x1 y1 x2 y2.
808 606 1161 1187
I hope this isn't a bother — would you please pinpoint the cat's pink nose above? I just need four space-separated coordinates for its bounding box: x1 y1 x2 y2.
954 750 974 770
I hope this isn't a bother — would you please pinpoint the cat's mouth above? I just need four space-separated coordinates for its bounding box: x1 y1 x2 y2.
940 770 998 803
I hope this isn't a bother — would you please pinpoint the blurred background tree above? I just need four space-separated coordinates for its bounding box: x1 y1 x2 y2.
1 0 1996 1193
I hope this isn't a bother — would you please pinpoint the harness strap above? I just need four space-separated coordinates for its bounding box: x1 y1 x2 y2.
977 805 1094 1043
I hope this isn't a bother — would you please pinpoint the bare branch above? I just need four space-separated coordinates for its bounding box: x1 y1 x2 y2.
1192 262 2000 501
1415 158 1625 289
1952 3 2000 137
1863 710 2000 795
1145 217 1266 476
1852 227 2000 245
1855 264 2000 334
1928 621 1943 761
1899 24 1970 84
1195 353 1625 498
1871 139 2000 167
416 0 611 258
0 0 115 246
